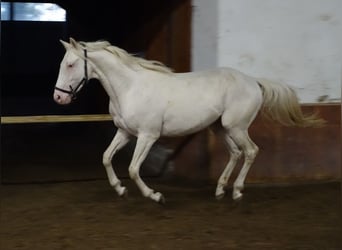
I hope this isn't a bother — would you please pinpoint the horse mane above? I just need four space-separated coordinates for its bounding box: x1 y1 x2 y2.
78 40 173 74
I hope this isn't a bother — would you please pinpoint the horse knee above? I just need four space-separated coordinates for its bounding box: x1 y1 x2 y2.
102 152 111 167
245 146 258 162
129 167 138 179
232 149 242 160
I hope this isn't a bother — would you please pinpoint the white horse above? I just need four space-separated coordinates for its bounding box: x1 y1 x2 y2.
54 38 324 204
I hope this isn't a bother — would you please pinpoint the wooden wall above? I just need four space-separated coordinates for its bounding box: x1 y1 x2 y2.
144 0 191 72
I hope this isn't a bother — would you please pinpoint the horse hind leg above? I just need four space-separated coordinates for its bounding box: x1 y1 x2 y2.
215 133 242 200
229 128 259 200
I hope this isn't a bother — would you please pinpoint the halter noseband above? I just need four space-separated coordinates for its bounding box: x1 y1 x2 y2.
55 47 88 100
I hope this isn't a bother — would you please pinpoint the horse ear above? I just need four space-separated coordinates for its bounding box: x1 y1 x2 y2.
69 37 78 48
60 39 70 50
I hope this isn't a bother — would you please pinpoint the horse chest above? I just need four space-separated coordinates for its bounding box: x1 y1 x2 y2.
109 102 139 134
111 102 163 136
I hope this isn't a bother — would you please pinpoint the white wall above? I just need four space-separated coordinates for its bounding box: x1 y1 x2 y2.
191 0 218 71
192 0 341 103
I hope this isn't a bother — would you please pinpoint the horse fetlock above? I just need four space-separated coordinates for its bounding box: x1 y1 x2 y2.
233 181 244 191
143 189 165 203
111 180 127 197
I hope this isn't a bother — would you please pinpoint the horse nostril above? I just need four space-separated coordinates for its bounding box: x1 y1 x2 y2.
54 93 62 103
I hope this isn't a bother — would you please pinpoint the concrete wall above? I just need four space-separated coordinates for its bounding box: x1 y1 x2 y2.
192 0 341 103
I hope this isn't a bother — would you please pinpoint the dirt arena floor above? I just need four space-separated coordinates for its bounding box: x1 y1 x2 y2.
1 179 341 250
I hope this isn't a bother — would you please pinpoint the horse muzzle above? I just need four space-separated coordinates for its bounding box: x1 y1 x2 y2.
53 89 73 105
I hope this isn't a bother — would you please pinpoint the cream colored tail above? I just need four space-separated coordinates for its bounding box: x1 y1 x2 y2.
257 78 325 127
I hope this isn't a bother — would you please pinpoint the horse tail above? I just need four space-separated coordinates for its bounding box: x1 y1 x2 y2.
257 78 325 127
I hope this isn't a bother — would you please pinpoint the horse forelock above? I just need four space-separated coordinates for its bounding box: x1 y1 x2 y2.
75 40 173 74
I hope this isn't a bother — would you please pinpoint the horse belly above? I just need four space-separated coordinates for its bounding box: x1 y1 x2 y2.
161 102 222 137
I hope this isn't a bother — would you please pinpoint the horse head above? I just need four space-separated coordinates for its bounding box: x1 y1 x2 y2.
54 37 89 105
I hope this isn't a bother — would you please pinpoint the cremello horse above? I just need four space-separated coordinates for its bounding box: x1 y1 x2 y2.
54 38 324 204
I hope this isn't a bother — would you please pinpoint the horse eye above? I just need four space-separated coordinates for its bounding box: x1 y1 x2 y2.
67 64 73 68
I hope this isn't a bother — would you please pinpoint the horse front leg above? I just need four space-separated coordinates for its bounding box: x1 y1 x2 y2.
128 134 165 203
102 128 131 197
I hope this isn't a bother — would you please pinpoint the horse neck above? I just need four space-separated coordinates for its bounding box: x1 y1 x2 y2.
88 50 136 111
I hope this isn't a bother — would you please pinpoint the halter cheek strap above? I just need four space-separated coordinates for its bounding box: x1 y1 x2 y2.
55 48 88 100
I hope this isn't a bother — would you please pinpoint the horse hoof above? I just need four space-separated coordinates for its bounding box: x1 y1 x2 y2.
233 192 243 201
215 193 225 200
119 187 128 199
157 194 166 205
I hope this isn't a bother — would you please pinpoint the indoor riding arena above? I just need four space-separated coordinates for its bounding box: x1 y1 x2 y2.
1 1 341 249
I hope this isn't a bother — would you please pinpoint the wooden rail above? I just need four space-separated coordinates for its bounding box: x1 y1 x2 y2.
1 114 113 124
